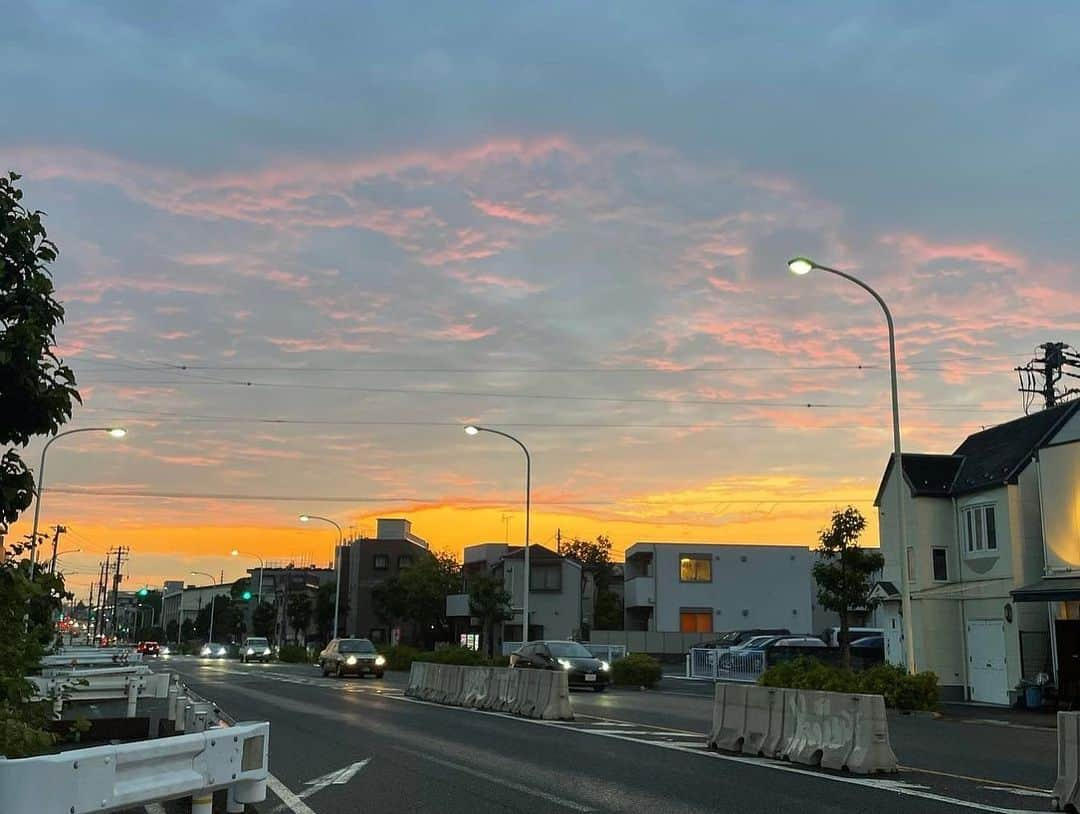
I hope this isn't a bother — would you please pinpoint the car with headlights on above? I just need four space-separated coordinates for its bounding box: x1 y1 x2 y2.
199 642 228 659
509 640 610 691
318 638 385 678
241 636 273 663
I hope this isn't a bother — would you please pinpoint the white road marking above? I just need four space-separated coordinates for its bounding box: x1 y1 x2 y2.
267 773 320 814
393 744 596 811
388 695 1040 814
980 787 1052 799
960 718 1056 733
299 758 372 799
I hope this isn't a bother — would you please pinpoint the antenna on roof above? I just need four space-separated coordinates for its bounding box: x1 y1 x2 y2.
1015 341 1080 413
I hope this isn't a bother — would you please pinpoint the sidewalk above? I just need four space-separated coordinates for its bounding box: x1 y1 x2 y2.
936 700 1058 729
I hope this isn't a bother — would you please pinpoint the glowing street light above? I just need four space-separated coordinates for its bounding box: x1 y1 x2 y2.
299 515 343 639
787 256 915 673
29 427 127 580
464 425 532 643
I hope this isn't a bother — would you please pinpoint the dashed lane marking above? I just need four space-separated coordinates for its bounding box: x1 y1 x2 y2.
267 774 320 814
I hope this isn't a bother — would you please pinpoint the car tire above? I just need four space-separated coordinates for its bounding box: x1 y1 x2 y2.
320 662 330 677
374 672 384 679
336 663 345 679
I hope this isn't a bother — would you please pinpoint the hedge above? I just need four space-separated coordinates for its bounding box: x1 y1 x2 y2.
759 657 939 711
414 646 489 666
277 644 312 664
611 653 662 688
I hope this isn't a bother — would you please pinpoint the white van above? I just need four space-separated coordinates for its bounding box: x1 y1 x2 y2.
820 627 883 647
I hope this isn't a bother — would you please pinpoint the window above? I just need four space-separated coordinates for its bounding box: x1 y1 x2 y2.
680 609 713 633
932 548 948 582
529 564 562 591
373 554 389 571
963 505 998 554
906 547 915 583
680 554 712 583
398 555 413 569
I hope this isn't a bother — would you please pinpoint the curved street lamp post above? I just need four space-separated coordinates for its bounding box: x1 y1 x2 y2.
465 425 532 644
788 257 916 673
300 515 344 639
29 427 126 579
190 571 219 643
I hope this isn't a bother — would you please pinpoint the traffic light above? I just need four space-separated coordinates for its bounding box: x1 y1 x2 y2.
241 591 253 601
137 587 148 597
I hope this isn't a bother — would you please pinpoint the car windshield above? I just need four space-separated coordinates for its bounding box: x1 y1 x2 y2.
247 638 268 647
338 639 375 654
546 642 593 659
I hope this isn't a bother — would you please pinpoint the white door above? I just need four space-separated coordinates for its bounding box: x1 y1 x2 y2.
884 612 904 667
967 619 1008 705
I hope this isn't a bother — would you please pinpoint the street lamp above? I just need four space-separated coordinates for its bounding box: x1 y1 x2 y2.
230 549 265 605
29 427 126 578
464 425 532 643
300 515 343 639
787 256 915 672
190 571 219 643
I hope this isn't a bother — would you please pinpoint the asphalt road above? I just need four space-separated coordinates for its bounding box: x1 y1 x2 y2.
149 658 1058 813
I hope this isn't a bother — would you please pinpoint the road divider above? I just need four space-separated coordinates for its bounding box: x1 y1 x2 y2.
1055 711 1080 810
708 684 896 774
407 663 573 720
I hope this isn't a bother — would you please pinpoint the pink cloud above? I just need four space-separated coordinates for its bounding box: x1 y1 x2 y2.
471 198 552 225
446 267 544 295
881 232 1025 269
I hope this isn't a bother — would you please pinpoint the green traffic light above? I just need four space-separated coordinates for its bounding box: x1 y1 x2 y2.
137 587 148 597
242 591 252 601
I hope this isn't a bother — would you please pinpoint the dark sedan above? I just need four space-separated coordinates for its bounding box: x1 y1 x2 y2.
510 640 610 691
318 638 386 678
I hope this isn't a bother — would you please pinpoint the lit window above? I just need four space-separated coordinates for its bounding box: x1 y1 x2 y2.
680 555 712 583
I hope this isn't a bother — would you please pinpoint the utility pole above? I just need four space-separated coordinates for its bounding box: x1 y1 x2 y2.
109 546 129 639
556 528 562 555
48 524 67 574
95 555 109 641
1016 342 1080 412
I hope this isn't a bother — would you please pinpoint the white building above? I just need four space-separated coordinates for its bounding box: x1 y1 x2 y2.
875 401 1080 705
622 542 812 634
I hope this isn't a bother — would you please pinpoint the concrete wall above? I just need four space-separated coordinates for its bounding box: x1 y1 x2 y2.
624 543 811 634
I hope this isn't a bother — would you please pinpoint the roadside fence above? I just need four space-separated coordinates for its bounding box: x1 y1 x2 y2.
687 647 767 683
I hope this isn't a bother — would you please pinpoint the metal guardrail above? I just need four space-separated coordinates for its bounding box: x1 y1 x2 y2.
41 649 143 671
0 720 270 814
687 647 767 683
29 669 172 718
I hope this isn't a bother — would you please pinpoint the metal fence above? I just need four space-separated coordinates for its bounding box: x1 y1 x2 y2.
687 647 767 683
583 644 627 662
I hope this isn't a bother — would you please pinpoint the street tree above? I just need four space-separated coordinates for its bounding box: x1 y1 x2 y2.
180 619 195 643
165 619 179 643
812 506 884 669
0 173 79 756
315 581 347 642
563 535 623 632
468 571 511 658
195 595 243 642
371 552 460 648
286 593 313 644
251 601 277 640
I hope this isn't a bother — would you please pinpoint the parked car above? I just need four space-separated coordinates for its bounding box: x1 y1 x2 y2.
241 636 273 663
697 629 791 650
849 634 885 662
319 638 386 678
820 627 884 647
510 640 610 691
136 641 160 657
199 642 228 658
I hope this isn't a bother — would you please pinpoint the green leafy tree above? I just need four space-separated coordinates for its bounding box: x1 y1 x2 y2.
468 571 511 658
812 506 885 669
286 593 313 644
229 578 251 601
251 601 277 640
563 535 622 632
165 619 179 643
195 595 243 642
180 619 195 643
0 174 80 756
315 581 347 642
372 552 460 648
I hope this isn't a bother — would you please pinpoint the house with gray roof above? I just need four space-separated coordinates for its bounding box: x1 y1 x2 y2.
875 401 1080 705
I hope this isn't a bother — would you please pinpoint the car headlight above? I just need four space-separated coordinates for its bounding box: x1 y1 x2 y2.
215 646 226 656
375 655 386 666
200 647 211 656
346 655 357 665
263 648 272 655
161 646 170 655
246 648 254 655
600 660 611 672
558 658 572 670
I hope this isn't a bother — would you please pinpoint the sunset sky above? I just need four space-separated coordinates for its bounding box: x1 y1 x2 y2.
3 3 1078 598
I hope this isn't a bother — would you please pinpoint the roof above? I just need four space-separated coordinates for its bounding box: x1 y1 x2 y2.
502 543 574 564
1012 576 1080 603
874 402 1080 504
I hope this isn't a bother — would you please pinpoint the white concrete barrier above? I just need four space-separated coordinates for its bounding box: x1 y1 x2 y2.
1054 711 1080 811
406 663 573 720
710 685 896 774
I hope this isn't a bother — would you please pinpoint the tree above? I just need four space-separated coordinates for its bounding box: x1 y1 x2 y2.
0 173 81 756
812 506 884 669
165 619 179 643
563 535 623 632
286 593 313 644
371 552 460 648
195 595 243 642
180 619 195 642
315 582 339 642
468 571 511 658
251 601 277 640
229 578 251 601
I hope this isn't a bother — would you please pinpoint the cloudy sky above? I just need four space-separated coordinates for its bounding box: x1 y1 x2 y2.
4 2 1078 595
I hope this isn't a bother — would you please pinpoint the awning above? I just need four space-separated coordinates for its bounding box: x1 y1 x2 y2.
1012 576 1080 603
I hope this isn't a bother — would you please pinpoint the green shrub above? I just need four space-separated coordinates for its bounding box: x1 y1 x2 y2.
414 646 488 666
611 653 662 688
378 645 423 671
489 655 510 668
759 657 938 711
277 645 311 664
